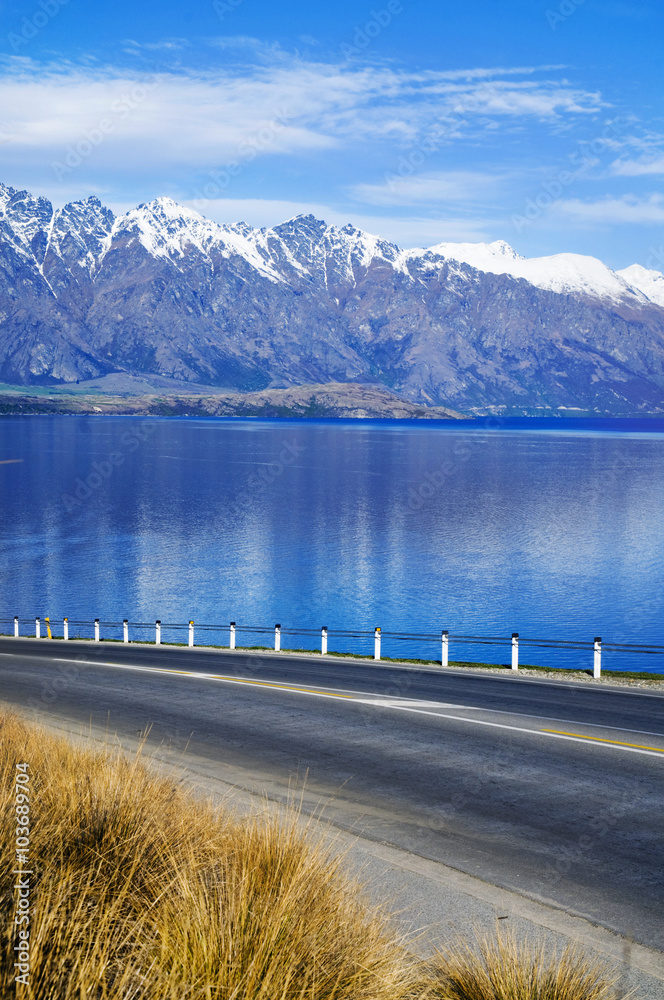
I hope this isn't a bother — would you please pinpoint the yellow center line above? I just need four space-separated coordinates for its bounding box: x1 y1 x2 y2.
51 657 357 698
542 729 664 753
209 674 354 697
145 665 354 698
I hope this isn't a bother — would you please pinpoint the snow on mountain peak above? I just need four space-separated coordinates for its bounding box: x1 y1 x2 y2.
513 253 640 304
488 240 523 260
128 197 211 236
0 184 54 264
404 239 648 306
110 200 284 283
112 197 220 261
60 195 114 223
100 199 664 306
2 183 663 311
153 195 181 208
0 182 16 214
254 214 399 286
280 213 327 230
616 264 664 309
405 239 527 276
145 196 206 222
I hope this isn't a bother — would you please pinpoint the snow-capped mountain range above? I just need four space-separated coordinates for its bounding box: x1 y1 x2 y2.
2 181 664 414
412 238 664 308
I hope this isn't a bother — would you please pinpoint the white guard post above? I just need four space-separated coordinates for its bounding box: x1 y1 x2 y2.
14 616 19 637
511 632 519 671
94 618 100 642
374 627 381 660
63 617 69 641
35 617 40 639
123 619 129 644
321 626 328 655
441 630 449 667
155 620 161 645
274 624 281 652
188 621 194 647
230 622 236 650
594 636 602 679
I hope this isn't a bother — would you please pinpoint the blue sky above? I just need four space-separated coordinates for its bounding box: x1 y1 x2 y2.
1 0 663 268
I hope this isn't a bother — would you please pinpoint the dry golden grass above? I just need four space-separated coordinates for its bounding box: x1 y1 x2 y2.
0 713 430 999
429 928 628 1000
0 712 629 1000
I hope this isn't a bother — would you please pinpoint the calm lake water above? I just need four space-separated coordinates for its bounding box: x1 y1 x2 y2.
1 414 663 673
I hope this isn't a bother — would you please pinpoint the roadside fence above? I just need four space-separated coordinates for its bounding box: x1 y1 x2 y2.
2 617 664 678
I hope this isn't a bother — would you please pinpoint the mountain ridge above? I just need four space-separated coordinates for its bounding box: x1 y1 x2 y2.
1 181 664 415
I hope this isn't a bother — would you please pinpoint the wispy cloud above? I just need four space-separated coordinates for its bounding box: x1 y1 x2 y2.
205 35 286 58
419 78 603 119
0 55 606 180
0 51 624 256
122 38 191 53
553 194 664 225
350 170 506 207
416 65 568 81
611 155 664 176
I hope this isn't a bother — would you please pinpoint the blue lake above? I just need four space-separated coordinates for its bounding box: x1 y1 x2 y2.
1 414 664 673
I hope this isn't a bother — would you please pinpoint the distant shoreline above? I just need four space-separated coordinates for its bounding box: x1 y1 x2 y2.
0 378 466 420
1 377 663 421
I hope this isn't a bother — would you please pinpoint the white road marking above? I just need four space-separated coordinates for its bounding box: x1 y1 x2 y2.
43 655 664 759
358 695 664 739
355 702 664 758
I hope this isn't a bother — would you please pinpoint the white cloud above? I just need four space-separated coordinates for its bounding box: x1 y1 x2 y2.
0 64 339 167
611 156 664 176
0 57 605 183
422 65 568 81
429 79 603 119
122 38 190 52
553 194 664 226
350 171 505 207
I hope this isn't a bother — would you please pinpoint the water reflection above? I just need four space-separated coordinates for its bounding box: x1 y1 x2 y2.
1 415 663 671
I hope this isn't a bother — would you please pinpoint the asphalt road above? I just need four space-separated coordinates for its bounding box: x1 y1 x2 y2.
1 637 663 951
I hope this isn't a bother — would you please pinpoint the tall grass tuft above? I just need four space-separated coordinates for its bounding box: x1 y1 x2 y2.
0 712 630 999
429 928 627 1000
0 712 430 999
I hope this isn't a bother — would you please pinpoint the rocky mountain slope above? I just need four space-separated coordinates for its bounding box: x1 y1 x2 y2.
2 181 664 414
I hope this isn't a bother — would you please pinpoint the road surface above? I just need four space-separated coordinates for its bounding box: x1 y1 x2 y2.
1 637 662 951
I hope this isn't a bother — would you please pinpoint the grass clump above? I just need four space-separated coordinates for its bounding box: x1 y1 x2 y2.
0 712 630 999
0 712 429 1000
429 929 627 1000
